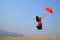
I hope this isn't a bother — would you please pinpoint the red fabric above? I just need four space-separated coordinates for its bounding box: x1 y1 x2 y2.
38 17 42 24
43 6 53 14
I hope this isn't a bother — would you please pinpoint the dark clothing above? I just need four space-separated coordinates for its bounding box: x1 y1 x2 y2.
36 16 40 22
36 24 42 30
36 16 42 30
36 16 42 24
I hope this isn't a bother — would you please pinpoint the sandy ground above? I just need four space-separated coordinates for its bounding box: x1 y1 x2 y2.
0 37 60 40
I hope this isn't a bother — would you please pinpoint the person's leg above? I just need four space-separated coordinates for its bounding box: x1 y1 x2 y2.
36 24 42 30
39 24 42 30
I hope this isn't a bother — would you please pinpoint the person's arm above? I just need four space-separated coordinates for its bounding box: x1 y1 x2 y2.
42 16 44 19
40 14 46 19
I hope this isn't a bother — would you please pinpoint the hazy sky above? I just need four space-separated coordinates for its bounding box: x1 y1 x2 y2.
0 0 60 37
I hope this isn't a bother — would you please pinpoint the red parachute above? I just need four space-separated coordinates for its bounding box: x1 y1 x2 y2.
43 6 53 14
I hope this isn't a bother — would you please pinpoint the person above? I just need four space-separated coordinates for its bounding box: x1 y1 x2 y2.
36 15 45 30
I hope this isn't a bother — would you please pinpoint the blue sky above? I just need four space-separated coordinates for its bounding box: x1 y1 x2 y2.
0 0 60 37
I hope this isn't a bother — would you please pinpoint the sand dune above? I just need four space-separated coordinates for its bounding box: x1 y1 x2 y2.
0 37 60 40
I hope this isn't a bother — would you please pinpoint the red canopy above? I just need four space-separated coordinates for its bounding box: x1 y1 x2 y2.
43 6 53 14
